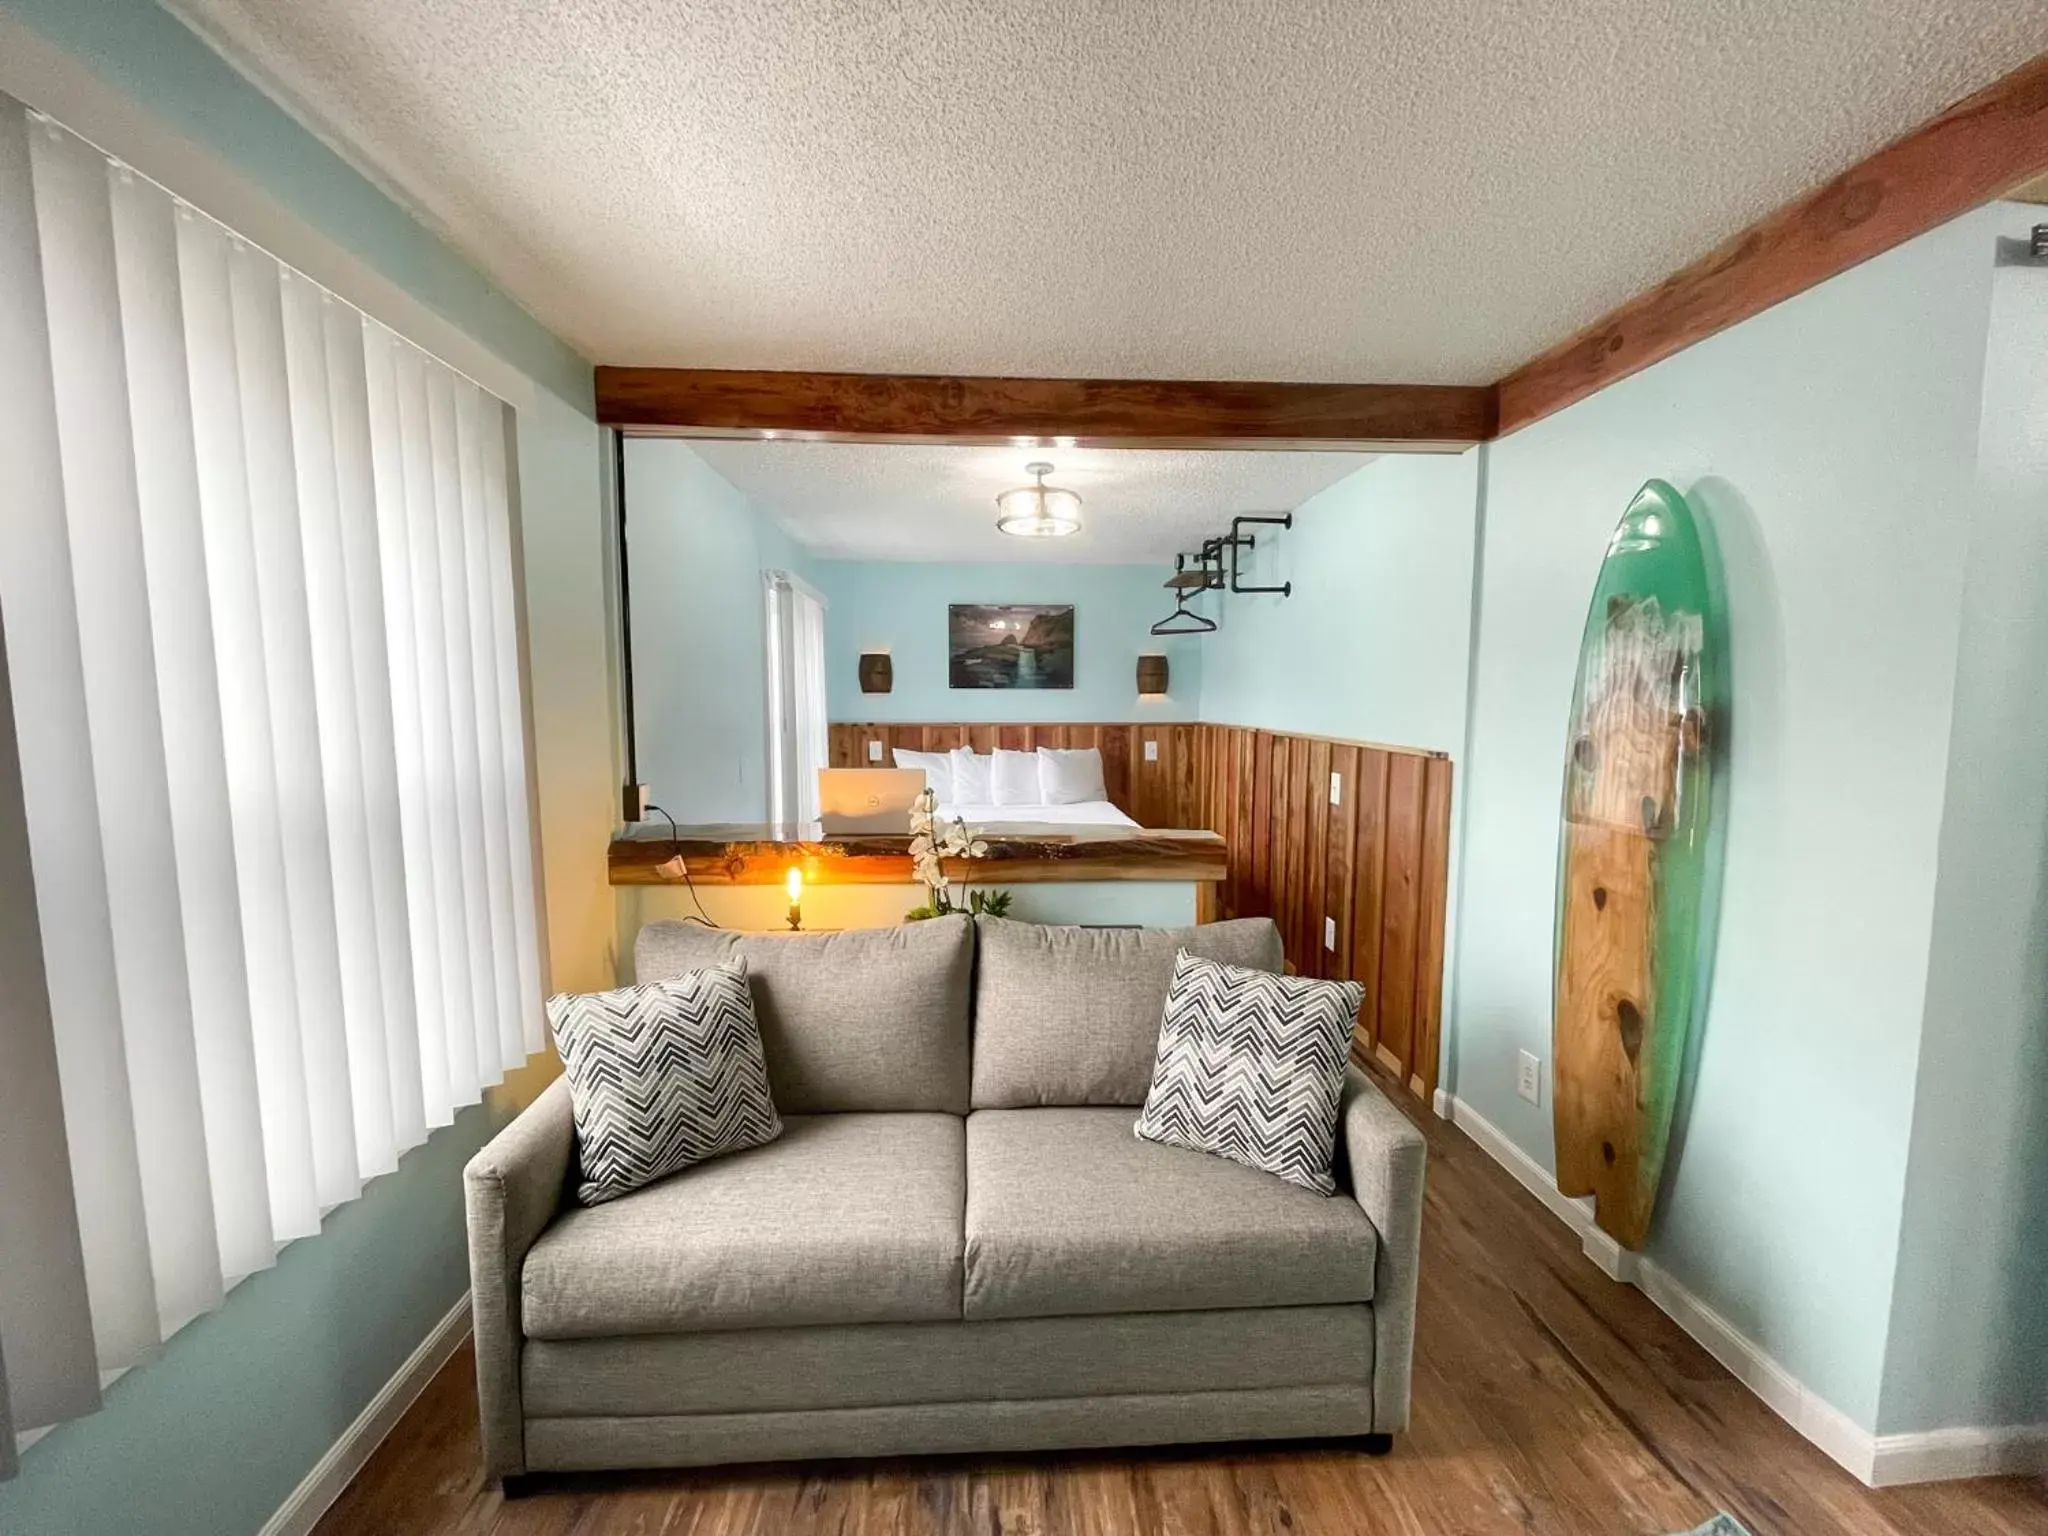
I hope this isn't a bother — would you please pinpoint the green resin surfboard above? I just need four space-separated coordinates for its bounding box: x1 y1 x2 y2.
1553 480 1725 1250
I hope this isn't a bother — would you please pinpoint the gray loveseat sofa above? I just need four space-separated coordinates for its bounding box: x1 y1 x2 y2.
465 914 1426 1482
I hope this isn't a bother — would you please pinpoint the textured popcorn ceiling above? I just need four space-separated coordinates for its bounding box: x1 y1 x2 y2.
680 442 1371 562
171 0 2048 384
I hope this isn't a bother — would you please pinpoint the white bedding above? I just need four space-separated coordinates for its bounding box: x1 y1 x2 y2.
938 799 1141 831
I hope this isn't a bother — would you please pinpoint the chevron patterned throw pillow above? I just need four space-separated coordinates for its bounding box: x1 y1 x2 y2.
547 963 783 1206
1133 950 1362 1195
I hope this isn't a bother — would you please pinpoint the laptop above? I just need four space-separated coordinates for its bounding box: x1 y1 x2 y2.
816 767 928 834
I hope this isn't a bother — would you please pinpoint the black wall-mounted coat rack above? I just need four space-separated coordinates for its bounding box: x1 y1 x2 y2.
1150 512 1294 634
1220 514 1293 596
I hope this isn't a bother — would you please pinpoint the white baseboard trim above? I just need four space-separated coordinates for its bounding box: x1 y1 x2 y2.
1440 1095 1890 1483
1444 1093 2048 1485
1441 1092 1639 1282
1870 1423 2048 1487
259 1292 472 1536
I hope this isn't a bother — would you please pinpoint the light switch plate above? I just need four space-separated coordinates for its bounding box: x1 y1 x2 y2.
866 740 883 762
1330 772 1342 806
1324 916 1337 951
1516 1050 1542 1105
1143 740 1159 762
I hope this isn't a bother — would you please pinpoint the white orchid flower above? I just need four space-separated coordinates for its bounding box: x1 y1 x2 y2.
907 790 995 913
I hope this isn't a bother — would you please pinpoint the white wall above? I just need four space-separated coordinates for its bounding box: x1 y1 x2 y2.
1199 451 1480 756
1879 206 2048 1436
1453 207 2000 1430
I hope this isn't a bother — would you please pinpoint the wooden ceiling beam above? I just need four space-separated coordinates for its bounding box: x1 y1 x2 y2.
1495 51 2048 436
595 366 1496 449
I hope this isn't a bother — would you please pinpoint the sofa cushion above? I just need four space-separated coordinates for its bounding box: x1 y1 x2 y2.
636 916 972 1114
522 1113 964 1338
970 917 1285 1108
962 1107 1377 1321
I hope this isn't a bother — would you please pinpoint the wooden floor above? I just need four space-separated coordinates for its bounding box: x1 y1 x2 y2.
318 1080 2048 1536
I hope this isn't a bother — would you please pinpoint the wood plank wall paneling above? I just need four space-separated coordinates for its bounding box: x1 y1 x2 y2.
1377 753 1426 1083
833 721 1454 1106
1205 723 1452 1106
1416 756 1456 1102
1352 750 1390 1054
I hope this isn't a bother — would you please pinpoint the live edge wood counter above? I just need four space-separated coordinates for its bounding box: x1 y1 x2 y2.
607 824 1228 887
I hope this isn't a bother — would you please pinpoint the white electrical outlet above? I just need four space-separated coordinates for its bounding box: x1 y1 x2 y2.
1330 772 1342 806
866 740 883 762
1516 1050 1542 1105
1143 739 1159 762
1324 916 1337 951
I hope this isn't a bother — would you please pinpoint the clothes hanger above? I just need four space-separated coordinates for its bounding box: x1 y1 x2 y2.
1149 592 1217 636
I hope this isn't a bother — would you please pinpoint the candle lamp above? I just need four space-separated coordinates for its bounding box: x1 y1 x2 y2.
785 866 804 931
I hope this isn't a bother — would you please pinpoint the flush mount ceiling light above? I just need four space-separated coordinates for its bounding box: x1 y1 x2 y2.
995 461 1082 538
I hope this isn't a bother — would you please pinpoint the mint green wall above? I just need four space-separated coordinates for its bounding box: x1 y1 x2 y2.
1878 204 2048 1436
0 2 608 1530
625 440 807 822
1453 209 2000 1431
813 561 1201 723
1198 452 1480 755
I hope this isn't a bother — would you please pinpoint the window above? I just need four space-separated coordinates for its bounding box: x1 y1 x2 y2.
764 570 829 827
0 94 542 1459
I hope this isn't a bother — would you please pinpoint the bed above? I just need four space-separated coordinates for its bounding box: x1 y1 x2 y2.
936 799 1141 832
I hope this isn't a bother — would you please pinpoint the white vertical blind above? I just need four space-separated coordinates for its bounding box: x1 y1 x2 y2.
792 587 829 827
0 589 101 1465
178 206 323 1243
363 325 454 1127
765 571 829 827
0 93 159 1377
326 305 430 1152
33 119 224 1344
0 95 545 1468
109 153 274 1288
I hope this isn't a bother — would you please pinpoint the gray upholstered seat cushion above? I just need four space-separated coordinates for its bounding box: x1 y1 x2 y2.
635 915 972 1114
970 917 1285 1108
962 1107 1377 1321
522 1113 964 1337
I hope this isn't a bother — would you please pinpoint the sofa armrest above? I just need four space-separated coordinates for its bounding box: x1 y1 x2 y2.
1336 1065 1427 1434
465 1075 574 1478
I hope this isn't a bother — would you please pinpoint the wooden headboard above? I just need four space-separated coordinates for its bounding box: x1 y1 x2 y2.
829 719 1455 1106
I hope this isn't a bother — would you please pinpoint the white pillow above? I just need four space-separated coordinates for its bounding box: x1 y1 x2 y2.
948 746 992 803
991 748 1042 807
891 748 953 803
1038 746 1107 805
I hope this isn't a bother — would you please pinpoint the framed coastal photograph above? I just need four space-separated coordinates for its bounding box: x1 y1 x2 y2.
948 604 1075 690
